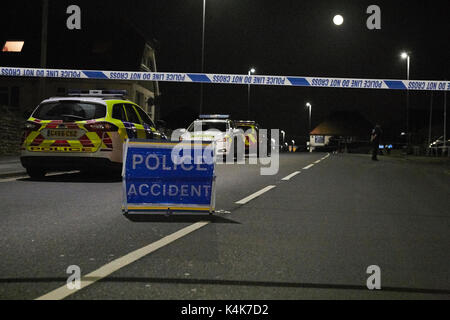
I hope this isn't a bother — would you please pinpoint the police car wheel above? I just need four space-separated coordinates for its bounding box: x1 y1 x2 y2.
26 167 46 179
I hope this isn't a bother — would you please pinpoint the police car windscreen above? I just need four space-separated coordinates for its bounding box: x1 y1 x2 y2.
188 121 227 132
237 125 253 132
33 102 106 121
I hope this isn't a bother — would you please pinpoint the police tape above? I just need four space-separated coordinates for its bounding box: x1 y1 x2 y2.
1 66 449 91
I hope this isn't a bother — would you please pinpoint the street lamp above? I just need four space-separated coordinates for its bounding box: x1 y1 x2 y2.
306 102 312 133
199 0 206 115
247 67 256 119
39 0 49 101
401 51 411 148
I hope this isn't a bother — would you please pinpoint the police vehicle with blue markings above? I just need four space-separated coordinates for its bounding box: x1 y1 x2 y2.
180 115 245 160
20 89 166 178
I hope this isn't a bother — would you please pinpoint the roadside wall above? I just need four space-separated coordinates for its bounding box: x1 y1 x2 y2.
0 105 25 155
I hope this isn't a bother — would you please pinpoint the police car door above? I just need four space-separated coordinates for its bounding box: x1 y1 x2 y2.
135 105 159 139
123 103 145 139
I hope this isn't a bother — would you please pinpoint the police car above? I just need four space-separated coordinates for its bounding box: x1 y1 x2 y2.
235 120 260 156
180 115 245 159
20 90 166 178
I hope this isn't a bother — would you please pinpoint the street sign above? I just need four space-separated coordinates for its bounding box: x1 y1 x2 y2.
122 139 216 214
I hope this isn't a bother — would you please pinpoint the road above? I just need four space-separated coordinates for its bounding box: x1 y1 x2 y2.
0 153 449 300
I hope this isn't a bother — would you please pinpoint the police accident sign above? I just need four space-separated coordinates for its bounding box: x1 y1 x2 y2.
122 140 216 214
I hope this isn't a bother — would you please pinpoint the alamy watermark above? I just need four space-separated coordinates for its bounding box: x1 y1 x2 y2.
366 265 381 290
168 126 280 176
66 265 81 290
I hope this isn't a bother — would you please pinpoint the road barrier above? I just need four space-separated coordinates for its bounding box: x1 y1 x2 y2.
1 66 449 91
122 139 216 215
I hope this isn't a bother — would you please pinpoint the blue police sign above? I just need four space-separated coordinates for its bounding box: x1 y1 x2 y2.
122 139 216 214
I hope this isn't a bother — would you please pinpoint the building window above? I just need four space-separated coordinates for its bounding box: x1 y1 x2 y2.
314 136 325 144
2 41 25 52
57 87 66 95
0 87 20 107
140 45 154 71
136 91 144 107
0 87 8 105
10 87 19 107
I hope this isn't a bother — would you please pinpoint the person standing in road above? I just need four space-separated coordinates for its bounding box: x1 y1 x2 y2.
371 124 382 161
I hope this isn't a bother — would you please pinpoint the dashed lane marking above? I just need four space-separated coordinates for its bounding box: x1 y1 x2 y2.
235 185 276 205
281 171 301 181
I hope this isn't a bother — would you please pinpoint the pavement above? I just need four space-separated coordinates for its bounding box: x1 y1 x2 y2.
0 155 26 178
0 153 449 300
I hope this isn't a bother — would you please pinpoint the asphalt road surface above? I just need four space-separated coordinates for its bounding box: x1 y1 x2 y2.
0 153 449 300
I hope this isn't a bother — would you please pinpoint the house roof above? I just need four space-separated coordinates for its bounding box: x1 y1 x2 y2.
310 111 374 137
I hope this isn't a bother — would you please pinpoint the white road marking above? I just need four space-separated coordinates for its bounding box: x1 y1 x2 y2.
36 221 210 300
282 171 301 181
0 175 29 182
47 170 79 176
0 171 80 183
303 164 315 170
235 185 276 205
314 160 321 164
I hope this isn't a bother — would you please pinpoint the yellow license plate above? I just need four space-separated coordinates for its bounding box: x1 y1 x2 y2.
47 130 79 138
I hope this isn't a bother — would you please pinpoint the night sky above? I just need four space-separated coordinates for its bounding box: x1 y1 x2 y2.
2 0 449 140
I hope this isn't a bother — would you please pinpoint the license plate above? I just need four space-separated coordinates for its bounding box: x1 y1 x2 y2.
46 129 80 138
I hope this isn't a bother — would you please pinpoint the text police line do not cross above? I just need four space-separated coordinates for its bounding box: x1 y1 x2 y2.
1 67 449 91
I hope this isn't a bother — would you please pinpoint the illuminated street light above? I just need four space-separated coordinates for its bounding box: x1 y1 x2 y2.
248 67 256 119
400 51 411 149
306 102 312 133
306 102 312 152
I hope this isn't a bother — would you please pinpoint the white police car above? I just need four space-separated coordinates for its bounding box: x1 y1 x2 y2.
180 115 245 159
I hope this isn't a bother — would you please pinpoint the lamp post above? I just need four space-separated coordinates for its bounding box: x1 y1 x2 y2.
306 102 312 133
306 102 312 152
444 89 447 155
39 0 49 101
401 52 411 148
247 68 256 119
199 0 206 115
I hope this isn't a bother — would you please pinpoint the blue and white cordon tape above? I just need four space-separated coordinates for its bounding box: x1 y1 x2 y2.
1 67 449 91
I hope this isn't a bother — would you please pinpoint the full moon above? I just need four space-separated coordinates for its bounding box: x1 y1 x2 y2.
333 15 344 26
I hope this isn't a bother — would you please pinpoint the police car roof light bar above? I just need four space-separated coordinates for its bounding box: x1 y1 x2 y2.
198 114 230 119
67 89 128 97
235 120 256 124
